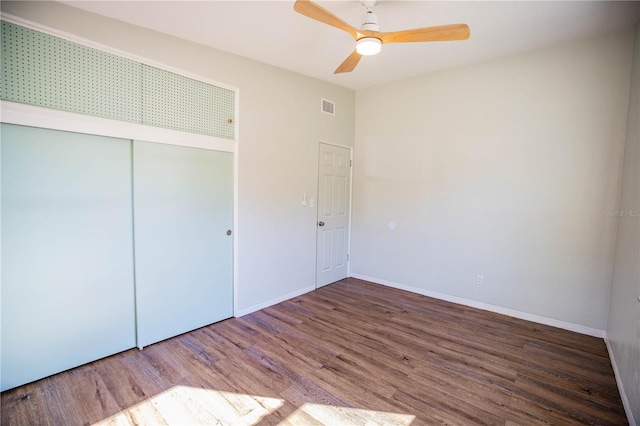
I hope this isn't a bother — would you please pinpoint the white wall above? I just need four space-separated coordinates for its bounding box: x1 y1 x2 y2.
352 30 634 331
607 23 640 425
0 1 355 314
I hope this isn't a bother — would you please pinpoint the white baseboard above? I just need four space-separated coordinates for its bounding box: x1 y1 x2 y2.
349 273 605 338
235 285 316 317
604 336 637 426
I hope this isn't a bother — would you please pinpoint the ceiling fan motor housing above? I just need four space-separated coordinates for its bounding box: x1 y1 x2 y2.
362 10 380 31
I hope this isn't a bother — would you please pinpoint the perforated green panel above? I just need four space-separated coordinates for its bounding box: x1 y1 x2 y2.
1 21 142 123
142 66 235 139
1 21 236 140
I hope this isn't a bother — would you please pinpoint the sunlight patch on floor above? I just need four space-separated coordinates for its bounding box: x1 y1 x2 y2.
93 385 415 425
283 403 416 425
93 386 284 425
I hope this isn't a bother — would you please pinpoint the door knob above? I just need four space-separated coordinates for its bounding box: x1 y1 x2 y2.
318 221 325 227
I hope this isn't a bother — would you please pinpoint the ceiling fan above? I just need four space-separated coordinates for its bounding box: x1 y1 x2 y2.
293 0 470 74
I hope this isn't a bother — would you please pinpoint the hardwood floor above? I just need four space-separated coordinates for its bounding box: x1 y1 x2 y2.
1 278 627 425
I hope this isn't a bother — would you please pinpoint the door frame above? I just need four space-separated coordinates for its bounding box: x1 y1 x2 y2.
316 141 354 289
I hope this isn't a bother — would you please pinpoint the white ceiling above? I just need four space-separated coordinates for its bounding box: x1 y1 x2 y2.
58 1 640 90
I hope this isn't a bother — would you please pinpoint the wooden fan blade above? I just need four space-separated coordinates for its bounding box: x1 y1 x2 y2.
294 0 358 39
334 50 362 74
379 23 470 44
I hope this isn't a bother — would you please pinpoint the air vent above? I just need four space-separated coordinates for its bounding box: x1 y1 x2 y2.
321 98 335 116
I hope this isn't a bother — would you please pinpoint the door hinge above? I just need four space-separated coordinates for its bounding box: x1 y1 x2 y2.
347 254 350 261
349 160 352 167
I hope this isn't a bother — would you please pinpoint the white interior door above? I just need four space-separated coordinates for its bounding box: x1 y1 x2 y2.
133 140 233 348
316 143 351 288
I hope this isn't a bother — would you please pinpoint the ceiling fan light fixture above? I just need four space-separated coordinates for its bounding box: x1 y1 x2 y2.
356 37 381 56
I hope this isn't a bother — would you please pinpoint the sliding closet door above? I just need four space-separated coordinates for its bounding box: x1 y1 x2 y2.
1 124 136 391
133 141 233 348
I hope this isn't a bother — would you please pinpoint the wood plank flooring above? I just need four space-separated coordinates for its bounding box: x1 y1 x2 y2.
1 278 627 425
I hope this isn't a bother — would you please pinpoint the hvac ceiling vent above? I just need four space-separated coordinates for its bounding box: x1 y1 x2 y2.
321 98 335 116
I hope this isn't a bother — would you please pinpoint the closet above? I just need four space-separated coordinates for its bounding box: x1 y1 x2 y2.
0 20 236 391
0 126 234 391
